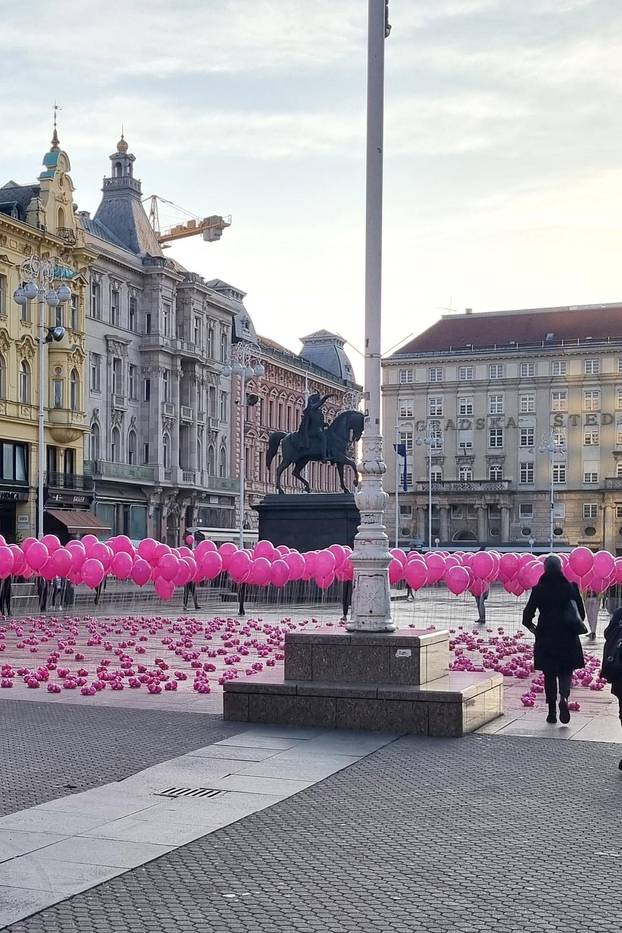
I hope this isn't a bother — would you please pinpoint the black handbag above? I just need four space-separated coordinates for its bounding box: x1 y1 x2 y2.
562 599 588 636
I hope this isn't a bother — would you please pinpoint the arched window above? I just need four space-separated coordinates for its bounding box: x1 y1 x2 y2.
489 464 503 482
57 207 65 229
208 445 215 475
90 422 100 461
111 427 121 462
458 465 473 481
19 360 30 404
162 433 170 469
219 446 227 477
0 355 5 400
162 370 169 402
128 429 136 465
197 436 202 471
114 161 122 178
70 369 79 411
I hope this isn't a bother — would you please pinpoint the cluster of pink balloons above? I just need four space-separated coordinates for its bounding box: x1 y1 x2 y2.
388 546 622 598
219 539 353 591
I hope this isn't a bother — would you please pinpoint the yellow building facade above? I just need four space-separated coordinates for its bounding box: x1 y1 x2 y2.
0 132 96 540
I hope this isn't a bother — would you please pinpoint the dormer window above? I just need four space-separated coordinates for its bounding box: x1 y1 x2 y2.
114 162 122 178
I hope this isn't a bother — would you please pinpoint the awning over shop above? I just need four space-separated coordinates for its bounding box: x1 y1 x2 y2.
46 509 112 534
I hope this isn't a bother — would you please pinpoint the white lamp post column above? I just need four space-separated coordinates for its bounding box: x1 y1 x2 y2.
539 432 566 552
14 258 71 539
348 0 394 632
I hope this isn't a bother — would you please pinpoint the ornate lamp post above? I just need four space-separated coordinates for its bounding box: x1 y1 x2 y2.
539 431 566 552
223 344 264 547
348 0 394 632
14 257 72 538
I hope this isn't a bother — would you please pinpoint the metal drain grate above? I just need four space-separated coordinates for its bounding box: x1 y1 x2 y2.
155 787 227 799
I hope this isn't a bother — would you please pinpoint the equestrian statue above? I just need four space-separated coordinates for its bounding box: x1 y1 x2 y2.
266 393 364 494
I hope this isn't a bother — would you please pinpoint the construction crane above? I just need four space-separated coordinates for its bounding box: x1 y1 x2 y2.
144 194 232 246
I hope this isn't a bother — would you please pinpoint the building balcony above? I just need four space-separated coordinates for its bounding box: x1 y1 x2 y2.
180 406 193 422
56 227 77 246
181 470 197 485
415 479 511 494
605 478 622 489
197 410 206 424
204 474 238 494
162 402 175 417
84 460 155 484
48 407 86 444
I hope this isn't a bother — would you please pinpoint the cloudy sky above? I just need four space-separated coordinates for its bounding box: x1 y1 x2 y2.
2 0 622 377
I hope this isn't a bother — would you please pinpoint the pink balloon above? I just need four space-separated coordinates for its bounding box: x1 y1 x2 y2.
81 534 99 550
254 540 275 560
39 559 56 582
328 544 346 567
276 544 290 556
569 546 594 576
174 560 193 587
284 551 305 580
593 550 615 579
315 550 336 578
41 534 61 554
193 539 215 560
389 558 404 585
27 541 49 571
445 565 470 595
472 551 495 578
590 575 609 594
248 557 272 586
229 550 252 583
111 535 134 555
49 547 71 578
316 572 335 590
404 560 428 590
470 578 488 598
131 558 151 587
185 534 194 546
270 559 290 587
157 552 179 582
155 576 175 600
111 551 133 580
137 537 158 562
82 558 105 589
152 542 171 565
8 544 25 576
425 552 446 584
0 546 14 579
66 540 87 571
390 548 407 565
563 563 581 584
337 558 353 582
614 559 622 584
197 551 223 581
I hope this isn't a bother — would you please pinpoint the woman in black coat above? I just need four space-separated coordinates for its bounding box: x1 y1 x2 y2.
522 554 585 725
601 609 622 769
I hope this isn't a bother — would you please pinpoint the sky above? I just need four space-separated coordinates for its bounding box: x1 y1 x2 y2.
2 0 622 380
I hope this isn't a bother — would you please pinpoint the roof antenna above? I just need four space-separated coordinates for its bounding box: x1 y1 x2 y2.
51 101 62 150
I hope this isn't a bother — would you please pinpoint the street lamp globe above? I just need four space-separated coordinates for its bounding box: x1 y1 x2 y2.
23 281 38 300
232 361 243 375
57 284 72 303
13 286 27 306
254 363 265 378
45 290 60 307
222 364 233 377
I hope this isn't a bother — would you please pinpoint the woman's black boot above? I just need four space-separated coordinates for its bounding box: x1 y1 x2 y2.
559 699 570 724
546 703 557 724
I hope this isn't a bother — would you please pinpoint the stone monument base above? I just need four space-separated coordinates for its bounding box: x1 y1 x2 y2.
254 493 360 551
224 629 503 738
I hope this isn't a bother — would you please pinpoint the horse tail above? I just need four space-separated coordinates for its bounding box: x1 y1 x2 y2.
266 432 287 470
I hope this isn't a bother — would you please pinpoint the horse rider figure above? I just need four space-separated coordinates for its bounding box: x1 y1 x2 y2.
300 392 333 463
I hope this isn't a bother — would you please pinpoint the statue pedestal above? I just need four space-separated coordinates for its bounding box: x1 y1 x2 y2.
224 628 503 737
254 493 360 551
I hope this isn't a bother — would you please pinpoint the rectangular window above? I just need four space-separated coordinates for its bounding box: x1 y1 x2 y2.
405 472 413 487
583 461 599 484
89 353 101 392
70 293 78 331
145 312 151 335
519 503 533 519
429 367 443 383
193 317 201 346
584 358 600 375
207 327 214 358
458 430 473 450
488 394 504 415
553 463 566 484
428 397 443 416
399 399 414 417
617 502 622 515
552 360 567 377
519 393 535 413
489 464 503 481
617 387 622 410
489 363 504 380
220 391 227 422
584 389 600 411
399 431 413 453
128 364 137 400
112 358 123 396
458 366 473 381
520 362 535 377
551 391 567 412
90 280 101 319
0 442 28 483
553 428 566 448
430 468 442 482
429 420 443 449
52 379 63 409
399 368 414 384
162 302 171 337
143 443 150 464
458 396 473 416
489 428 504 448
618 463 622 479
583 431 599 446
129 294 138 332
520 462 534 484
0 274 6 315
458 466 473 481
144 378 151 402
111 286 120 326
520 427 534 447
583 504 598 519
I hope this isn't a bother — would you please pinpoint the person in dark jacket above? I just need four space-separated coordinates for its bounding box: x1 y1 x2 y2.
522 554 585 725
601 609 622 770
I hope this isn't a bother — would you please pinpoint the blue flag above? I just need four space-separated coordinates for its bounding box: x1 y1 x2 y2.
393 443 408 492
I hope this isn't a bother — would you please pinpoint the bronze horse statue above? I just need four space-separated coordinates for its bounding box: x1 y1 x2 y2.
266 409 364 494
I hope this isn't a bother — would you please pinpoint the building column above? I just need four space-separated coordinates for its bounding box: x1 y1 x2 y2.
476 505 487 543
439 505 450 544
603 503 615 554
415 506 425 542
501 505 511 544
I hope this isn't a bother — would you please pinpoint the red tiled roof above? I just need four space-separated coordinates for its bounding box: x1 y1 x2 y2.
392 303 622 356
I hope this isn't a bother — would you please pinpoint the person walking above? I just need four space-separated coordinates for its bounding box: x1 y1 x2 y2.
584 588 600 641
522 554 586 725
601 608 622 770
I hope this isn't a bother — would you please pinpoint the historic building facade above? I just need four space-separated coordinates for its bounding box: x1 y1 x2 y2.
232 330 361 531
383 304 622 553
80 137 239 544
0 131 95 541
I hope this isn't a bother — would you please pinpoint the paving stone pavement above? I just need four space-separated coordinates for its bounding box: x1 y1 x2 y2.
0 700 234 817
4 732 622 933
